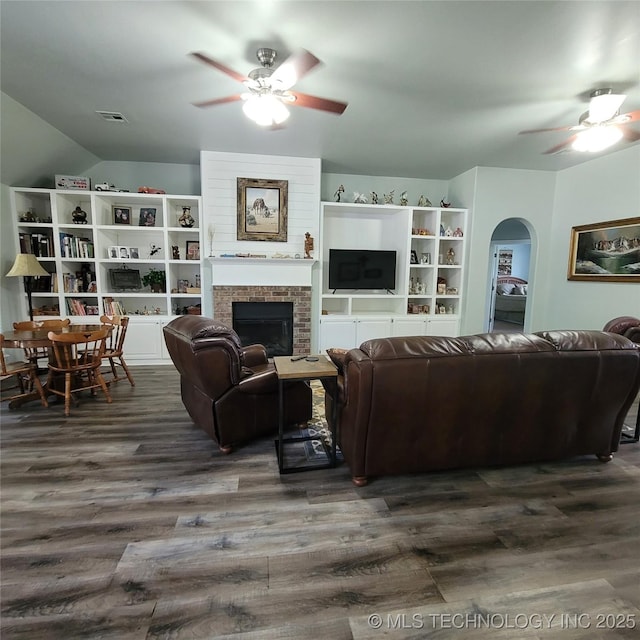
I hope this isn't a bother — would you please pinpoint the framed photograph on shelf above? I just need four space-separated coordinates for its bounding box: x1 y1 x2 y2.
567 216 640 282
118 247 130 259
108 246 119 259
113 206 131 225
129 247 140 259
139 207 156 227
237 177 288 242
186 240 200 260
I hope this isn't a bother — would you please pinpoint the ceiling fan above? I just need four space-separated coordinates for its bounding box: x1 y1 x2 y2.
190 47 348 127
519 89 640 154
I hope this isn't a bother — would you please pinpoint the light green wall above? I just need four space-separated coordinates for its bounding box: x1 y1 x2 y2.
547 144 640 329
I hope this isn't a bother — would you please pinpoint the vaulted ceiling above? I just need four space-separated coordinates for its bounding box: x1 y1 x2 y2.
1 0 639 180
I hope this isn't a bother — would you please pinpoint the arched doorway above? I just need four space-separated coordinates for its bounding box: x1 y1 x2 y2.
487 219 532 333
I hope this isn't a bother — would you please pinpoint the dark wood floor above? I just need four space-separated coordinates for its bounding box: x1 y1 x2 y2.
2 366 639 639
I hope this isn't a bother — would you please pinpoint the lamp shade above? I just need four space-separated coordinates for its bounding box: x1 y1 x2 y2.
6 253 49 277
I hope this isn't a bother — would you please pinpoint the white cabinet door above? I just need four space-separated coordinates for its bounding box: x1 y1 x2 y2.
427 317 459 337
319 318 357 351
391 317 427 337
123 319 164 360
355 318 392 344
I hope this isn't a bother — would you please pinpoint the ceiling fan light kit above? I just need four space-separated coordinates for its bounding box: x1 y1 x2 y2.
190 47 348 126
520 87 639 155
242 93 290 126
572 126 623 153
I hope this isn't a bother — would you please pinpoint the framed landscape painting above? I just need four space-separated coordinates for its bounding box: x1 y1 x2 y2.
237 177 288 242
567 216 640 282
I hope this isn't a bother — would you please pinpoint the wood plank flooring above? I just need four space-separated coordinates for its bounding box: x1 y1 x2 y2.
1 366 639 639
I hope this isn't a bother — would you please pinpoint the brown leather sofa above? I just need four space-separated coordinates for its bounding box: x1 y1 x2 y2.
163 316 312 453
324 330 640 485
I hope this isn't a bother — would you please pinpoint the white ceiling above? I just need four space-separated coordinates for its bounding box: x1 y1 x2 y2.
1 0 639 180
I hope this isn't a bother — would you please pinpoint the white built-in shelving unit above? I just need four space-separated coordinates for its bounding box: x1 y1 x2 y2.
10 187 202 363
317 201 468 350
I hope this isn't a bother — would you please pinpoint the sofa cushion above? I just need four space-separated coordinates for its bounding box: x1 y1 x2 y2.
535 329 638 351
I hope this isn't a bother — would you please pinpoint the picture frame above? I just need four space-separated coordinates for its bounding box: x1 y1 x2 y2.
129 247 139 259
108 246 119 259
410 249 419 264
567 216 640 282
113 206 131 225
117 246 130 260
237 177 288 242
186 240 200 261
139 207 156 227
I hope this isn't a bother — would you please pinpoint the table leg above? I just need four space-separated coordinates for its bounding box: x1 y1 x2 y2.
278 377 284 472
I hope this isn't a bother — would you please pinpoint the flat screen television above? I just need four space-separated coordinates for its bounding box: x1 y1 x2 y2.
328 249 396 292
109 268 141 291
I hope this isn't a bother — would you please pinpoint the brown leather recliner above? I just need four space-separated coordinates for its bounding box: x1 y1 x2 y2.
163 316 312 453
603 316 640 344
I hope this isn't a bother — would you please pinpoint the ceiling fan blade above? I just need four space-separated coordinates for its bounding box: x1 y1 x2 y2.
271 49 321 90
192 94 243 108
621 127 640 142
543 135 578 154
519 124 581 134
289 91 348 115
619 109 640 124
190 52 248 84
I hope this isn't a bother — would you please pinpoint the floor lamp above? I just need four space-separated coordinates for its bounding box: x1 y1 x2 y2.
6 253 49 320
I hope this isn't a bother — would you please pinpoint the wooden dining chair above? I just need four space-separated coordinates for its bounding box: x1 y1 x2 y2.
0 334 48 408
13 318 71 372
99 315 135 386
46 329 112 416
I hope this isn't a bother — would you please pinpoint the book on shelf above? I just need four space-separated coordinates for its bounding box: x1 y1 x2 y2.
59 232 94 259
19 232 53 257
103 297 125 316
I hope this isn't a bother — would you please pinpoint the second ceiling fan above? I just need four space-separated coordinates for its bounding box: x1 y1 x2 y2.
190 47 348 127
520 89 640 154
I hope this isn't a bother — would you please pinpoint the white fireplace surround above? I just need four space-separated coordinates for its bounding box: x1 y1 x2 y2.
209 257 315 287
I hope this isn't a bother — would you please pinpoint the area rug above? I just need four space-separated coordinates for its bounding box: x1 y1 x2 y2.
295 380 342 463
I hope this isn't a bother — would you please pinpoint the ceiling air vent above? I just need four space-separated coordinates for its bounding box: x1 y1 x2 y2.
96 110 128 123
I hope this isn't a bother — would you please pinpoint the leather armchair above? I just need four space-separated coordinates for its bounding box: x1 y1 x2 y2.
603 316 640 344
163 316 312 453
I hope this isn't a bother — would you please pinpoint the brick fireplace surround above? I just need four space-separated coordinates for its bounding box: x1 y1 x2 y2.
213 286 312 354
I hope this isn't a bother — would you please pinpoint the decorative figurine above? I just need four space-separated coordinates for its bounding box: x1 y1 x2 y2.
370 191 378 204
440 198 452 208
446 247 456 265
334 185 345 202
399 191 408 206
417 195 432 207
178 206 195 228
383 190 394 204
440 224 445 236
453 227 464 237
353 192 368 204
71 206 88 224
149 244 161 257
445 226 453 237
172 245 180 260
304 232 314 259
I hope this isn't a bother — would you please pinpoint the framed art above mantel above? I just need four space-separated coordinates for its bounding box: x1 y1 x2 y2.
567 216 640 282
237 177 288 242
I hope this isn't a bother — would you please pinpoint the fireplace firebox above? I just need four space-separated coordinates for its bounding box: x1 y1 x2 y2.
232 301 294 357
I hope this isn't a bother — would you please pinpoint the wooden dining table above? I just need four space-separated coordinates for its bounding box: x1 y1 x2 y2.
2 323 108 409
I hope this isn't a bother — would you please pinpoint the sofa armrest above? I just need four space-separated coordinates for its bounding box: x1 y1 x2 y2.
242 344 268 367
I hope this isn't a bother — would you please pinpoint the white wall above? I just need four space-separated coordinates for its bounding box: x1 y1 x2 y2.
546 144 640 330
201 151 321 258
0 92 100 188
454 166 557 334
85 161 200 196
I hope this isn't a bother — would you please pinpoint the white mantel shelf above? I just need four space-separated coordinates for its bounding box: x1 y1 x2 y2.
209 257 316 287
